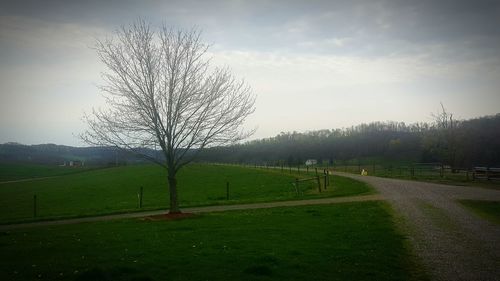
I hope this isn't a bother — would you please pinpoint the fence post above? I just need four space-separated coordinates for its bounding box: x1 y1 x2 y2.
316 176 321 193
281 165 283 173
327 170 330 186
139 186 143 208
324 175 327 190
289 165 291 174
315 167 318 176
372 163 375 175
411 165 415 178
440 164 444 178
297 165 300 174
226 181 230 200
295 178 299 195
33 194 37 218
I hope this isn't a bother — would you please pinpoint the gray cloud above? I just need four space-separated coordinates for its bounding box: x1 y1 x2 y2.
3 0 499 56
1 0 500 145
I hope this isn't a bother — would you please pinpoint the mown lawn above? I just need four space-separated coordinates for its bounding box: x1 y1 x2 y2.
0 201 426 281
0 164 373 223
459 200 500 225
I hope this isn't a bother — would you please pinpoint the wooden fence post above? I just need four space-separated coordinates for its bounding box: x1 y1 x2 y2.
328 170 332 186
139 186 143 208
327 170 330 186
226 182 230 200
316 176 321 193
324 175 327 190
33 194 37 218
295 178 299 195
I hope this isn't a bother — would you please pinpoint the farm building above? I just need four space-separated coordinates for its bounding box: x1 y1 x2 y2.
305 159 317 166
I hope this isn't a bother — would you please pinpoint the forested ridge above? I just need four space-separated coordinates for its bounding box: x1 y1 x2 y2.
2 114 499 169
200 113 500 168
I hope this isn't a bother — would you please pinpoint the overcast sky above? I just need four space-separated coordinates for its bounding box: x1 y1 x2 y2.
1 0 500 146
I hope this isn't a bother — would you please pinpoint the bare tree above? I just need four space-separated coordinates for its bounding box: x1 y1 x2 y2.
431 102 455 130
430 102 460 169
81 21 255 213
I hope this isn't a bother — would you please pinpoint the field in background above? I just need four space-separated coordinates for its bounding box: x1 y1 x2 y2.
0 201 427 281
0 164 373 223
0 163 97 182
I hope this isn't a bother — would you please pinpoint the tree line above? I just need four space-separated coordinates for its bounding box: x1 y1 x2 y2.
199 113 500 169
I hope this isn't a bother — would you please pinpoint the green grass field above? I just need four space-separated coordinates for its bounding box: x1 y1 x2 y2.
0 164 373 223
0 201 426 281
459 200 500 225
0 163 96 182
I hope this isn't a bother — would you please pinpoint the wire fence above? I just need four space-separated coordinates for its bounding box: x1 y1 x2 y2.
230 161 500 183
3 164 332 223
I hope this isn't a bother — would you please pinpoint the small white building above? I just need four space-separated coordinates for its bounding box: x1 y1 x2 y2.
305 159 317 166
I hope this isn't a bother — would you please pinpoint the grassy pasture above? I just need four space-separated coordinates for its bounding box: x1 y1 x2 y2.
0 164 373 223
459 200 500 225
0 201 426 281
0 163 96 182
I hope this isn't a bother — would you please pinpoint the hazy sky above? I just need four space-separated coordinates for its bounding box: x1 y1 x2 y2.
1 0 500 146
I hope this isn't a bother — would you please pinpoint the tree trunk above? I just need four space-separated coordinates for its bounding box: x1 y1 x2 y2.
167 172 180 214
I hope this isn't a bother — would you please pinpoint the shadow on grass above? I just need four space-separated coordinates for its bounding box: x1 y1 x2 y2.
76 267 154 281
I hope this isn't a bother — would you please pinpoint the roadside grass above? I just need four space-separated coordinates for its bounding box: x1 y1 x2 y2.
459 200 500 225
0 163 97 182
417 201 461 232
0 201 427 281
0 164 373 224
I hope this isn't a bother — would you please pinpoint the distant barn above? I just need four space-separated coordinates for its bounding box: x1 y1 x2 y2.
63 160 85 167
305 159 317 166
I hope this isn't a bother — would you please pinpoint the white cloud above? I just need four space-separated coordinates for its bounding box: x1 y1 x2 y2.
209 49 500 139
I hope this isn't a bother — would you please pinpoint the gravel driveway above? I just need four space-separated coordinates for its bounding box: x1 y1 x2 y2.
334 172 500 281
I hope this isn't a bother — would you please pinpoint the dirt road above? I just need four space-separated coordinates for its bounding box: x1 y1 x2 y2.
333 172 500 281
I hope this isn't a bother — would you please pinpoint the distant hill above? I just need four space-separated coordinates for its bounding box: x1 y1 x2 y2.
0 143 157 165
199 114 500 168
